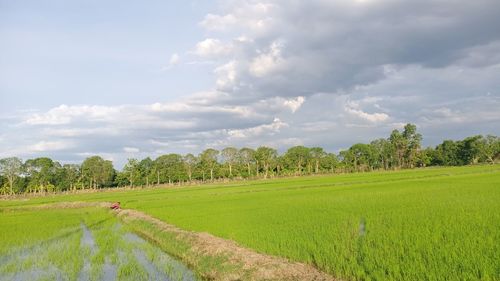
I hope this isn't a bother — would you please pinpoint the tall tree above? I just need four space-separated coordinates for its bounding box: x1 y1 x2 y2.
239 148 255 177
183 154 197 182
389 129 406 169
114 171 130 187
433 140 461 166
458 135 483 165
221 147 238 177
322 153 338 173
139 157 154 187
24 157 60 193
123 158 141 187
0 157 23 195
81 156 115 189
402 123 422 168
255 146 277 178
480 135 500 164
199 149 219 181
415 147 433 167
284 146 310 175
155 154 184 184
338 150 352 172
58 164 81 191
310 147 326 173
370 138 393 170
348 143 376 172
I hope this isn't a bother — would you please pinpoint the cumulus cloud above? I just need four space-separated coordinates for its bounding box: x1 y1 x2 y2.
249 41 285 77
214 61 239 89
345 106 389 123
25 105 120 125
200 0 500 100
2 0 500 167
227 117 287 139
5 93 308 165
194 38 232 58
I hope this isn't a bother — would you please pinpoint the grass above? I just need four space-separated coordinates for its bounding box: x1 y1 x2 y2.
1 165 499 280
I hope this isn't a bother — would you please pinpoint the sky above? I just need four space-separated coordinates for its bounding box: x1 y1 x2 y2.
1 0 499 168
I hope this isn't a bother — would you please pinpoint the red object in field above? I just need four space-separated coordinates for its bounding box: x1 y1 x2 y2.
110 202 120 210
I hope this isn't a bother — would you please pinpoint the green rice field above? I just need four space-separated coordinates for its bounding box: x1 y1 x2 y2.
0 207 195 281
1 165 499 280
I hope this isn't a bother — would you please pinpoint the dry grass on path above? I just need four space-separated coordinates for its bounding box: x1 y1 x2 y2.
117 208 337 281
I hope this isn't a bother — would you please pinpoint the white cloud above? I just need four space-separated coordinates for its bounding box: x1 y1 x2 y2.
123 147 140 153
283 96 305 113
345 106 389 123
227 118 288 138
200 13 238 31
200 2 276 34
28 141 74 152
25 104 119 125
249 41 285 77
215 60 239 89
342 98 389 123
194 38 232 58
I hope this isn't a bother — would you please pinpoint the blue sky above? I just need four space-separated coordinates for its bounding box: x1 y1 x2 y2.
0 0 215 110
1 0 499 168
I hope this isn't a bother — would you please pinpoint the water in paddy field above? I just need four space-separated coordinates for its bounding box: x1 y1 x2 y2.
78 223 97 281
0 223 196 281
123 232 196 281
102 259 117 281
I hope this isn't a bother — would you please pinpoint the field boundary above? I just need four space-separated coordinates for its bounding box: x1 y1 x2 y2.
5 201 337 281
116 208 337 281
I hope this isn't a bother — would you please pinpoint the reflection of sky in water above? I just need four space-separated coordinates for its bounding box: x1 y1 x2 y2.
0 223 196 281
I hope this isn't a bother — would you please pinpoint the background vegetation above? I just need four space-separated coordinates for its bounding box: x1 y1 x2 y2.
1 124 499 194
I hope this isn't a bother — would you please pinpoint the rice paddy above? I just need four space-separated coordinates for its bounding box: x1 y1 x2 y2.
0 207 195 281
1 165 499 280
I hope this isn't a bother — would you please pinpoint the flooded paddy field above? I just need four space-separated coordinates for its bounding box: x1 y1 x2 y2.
0 207 195 281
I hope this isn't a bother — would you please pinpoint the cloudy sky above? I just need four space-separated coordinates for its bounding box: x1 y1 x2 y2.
1 0 499 168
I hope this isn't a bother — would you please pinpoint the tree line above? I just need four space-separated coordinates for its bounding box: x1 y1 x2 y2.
1 124 499 195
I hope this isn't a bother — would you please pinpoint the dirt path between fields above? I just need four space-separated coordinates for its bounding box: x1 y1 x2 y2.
116 208 337 281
